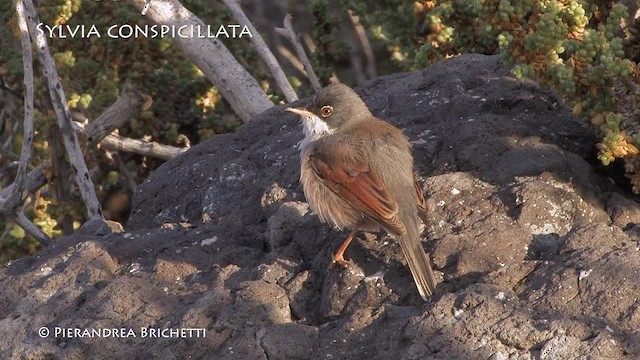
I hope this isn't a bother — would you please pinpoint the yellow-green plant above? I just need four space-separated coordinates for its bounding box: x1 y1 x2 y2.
431 1 640 188
348 0 640 191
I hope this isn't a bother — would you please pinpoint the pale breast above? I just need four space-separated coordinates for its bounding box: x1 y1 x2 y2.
300 147 362 230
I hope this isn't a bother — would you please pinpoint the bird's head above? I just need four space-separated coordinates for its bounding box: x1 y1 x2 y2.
285 84 371 143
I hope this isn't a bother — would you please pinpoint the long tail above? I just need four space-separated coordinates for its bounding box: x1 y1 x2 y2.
397 214 437 300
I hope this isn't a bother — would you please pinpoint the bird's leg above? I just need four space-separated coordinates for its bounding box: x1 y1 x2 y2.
333 226 359 267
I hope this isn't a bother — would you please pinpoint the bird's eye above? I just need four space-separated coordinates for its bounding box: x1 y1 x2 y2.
320 105 333 118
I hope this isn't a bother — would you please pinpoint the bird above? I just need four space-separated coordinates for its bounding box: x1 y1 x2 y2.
285 83 437 300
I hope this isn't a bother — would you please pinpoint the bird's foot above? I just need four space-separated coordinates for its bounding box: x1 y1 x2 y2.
331 254 349 268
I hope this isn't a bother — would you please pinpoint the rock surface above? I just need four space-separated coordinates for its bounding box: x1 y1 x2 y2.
2 54 640 359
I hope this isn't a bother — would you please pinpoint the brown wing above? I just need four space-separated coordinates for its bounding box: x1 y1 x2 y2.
308 143 406 235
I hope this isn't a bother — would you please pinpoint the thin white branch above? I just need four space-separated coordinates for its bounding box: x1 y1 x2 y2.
100 133 187 160
128 0 273 122
0 165 46 203
276 14 322 92
222 0 298 102
84 83 152 147
4 0 35 213
22 0 104 220
15 212 51 246
0 143 19 162
277 45 306 76
74 121 187 161
348 10 377 79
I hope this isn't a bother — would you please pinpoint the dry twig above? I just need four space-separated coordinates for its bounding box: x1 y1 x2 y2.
348 10 377 80
223 0 298 102
12 1 35 204
15 212 51 246
83 83 152 147
276 14 322 92
22 0 103 220
75 121 187 161
1 0 51 245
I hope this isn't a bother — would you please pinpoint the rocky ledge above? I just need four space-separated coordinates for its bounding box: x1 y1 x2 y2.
2 54 639 359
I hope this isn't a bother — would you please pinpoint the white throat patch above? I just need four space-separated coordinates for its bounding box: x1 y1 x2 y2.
297 114 334 150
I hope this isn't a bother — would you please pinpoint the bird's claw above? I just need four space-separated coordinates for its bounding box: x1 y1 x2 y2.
331 254 349 268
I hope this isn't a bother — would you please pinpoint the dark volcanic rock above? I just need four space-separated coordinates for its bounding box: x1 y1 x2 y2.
2 54 639 359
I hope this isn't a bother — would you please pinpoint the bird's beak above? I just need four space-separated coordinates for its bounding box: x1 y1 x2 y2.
285 107 315 118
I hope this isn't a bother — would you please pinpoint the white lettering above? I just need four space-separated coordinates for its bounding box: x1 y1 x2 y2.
215 25 229 38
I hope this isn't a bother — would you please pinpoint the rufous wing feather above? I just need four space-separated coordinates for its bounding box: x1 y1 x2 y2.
308 151 405 235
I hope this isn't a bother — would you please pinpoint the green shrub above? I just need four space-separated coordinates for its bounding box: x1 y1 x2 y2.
347 0 640 191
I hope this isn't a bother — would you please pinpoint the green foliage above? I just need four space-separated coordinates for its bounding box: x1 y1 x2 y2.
343 0 421 68
310 0 336 84
309 0 354 85
339 1 640 192
344 0 640 190
0 224 39 264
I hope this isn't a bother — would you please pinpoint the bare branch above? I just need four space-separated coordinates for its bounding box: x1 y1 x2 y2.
276 14 322 92
0 164 46 201
111 151 138 192
0 95 179 242
0 161 19 184
277 46 306 76
128 0 273 122
73 120 187 161
301 33 316 53
99 133 187 161
0 146 19 162
348 10 377 79
15 212 51 246
5 0 36 213
0 126 187 212
222 0 298 102
83 83 152 147
21 0 103 220
0 82 182 211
